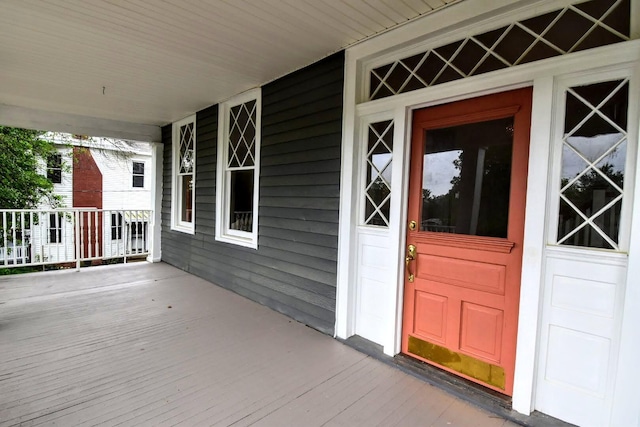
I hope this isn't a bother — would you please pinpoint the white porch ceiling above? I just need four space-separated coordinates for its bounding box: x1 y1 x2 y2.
0 0 458 139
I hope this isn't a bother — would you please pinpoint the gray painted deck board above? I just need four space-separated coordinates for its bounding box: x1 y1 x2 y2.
0 263 516 427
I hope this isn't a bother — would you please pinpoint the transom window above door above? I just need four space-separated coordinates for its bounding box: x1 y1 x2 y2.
368 0 630 101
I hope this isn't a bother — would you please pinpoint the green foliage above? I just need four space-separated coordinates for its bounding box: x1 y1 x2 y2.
0 266 42 275
0 126 60 209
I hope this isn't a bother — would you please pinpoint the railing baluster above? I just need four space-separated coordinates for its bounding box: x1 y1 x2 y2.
2 211 7 266
89 211 94 259
29 212 34 265
10 212 16 264
94 210 99 259
107 210 111 258
40 212 43 264
80 211 85 260
123 210 127 264
47 211 51 265
75 211 81 270
61 212 67 261
20 212 25 264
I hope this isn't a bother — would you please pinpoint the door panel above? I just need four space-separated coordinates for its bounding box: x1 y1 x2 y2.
402 88 532 395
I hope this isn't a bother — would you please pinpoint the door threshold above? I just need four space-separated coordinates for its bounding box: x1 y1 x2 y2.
340 335 575 427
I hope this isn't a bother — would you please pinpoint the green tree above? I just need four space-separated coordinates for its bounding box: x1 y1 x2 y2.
0 126 59 209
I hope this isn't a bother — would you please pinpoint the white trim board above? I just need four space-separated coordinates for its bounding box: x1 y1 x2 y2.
336 1 640 423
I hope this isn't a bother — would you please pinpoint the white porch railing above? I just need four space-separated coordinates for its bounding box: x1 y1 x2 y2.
0 209 153 269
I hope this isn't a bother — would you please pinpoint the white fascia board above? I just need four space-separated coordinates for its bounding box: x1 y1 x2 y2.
0 104 161 142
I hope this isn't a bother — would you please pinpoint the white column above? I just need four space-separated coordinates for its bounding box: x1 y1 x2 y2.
335 50 359 339
147 142 163 263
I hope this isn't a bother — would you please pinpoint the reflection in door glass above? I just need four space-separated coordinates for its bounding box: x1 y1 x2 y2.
421 117 514 238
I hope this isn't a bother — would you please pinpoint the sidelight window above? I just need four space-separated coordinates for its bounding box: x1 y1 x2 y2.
556 78 629 250
216 89 261 248
364 120 394 227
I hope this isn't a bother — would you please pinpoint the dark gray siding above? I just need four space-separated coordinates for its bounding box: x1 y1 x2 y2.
161 52 344 334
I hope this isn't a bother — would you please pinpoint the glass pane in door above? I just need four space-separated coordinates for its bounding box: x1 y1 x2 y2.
421 117 514 237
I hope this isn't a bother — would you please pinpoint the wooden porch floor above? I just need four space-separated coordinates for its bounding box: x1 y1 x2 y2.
0 262 517 426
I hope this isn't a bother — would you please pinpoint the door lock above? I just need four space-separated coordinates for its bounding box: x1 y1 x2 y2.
406 244 416 282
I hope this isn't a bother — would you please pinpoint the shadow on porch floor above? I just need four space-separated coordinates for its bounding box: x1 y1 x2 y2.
0 262 518 426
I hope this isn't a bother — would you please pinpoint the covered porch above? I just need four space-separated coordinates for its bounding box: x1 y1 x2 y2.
3 1 640 425
0 263 516 426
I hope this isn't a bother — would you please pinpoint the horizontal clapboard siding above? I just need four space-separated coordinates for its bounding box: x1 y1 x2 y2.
161 52 344 334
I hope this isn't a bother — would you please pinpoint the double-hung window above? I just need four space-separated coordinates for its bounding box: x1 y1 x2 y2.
47 154 62 184
48 213 63 243
216 89 261 248
132 161 145 188
171 115 196 233
111 213 123 240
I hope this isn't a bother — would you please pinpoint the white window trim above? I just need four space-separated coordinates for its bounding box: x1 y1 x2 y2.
547 67 635 253
171 114 196 234
215 88 261 249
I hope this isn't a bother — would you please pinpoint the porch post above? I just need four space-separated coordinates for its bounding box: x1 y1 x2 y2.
148 142 163 263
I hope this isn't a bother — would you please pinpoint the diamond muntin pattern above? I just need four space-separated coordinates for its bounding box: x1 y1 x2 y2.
179 122 194 174
228 100 257 169
557 78 628 250
369 0 630 100
365 120 394 227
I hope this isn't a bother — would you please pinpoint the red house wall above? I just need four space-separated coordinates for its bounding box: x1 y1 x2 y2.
72 147 103 257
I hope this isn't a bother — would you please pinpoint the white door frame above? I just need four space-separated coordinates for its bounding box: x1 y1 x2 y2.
335 0 640 420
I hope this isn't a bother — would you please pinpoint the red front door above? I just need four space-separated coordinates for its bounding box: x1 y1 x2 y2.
402 88 532 395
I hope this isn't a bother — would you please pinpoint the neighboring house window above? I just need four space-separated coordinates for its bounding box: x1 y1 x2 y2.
130 221 145 238
111 213 123 240
49 213 62 243
216 89 261 248
128 221 147 253
171 115 196 233
132 161 145 188
47 154 62 183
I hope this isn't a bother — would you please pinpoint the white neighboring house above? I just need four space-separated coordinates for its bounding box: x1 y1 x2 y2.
30 133 152 264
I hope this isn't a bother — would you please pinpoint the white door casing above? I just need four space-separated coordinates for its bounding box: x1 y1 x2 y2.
350 111 409 353
335 0 640 423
